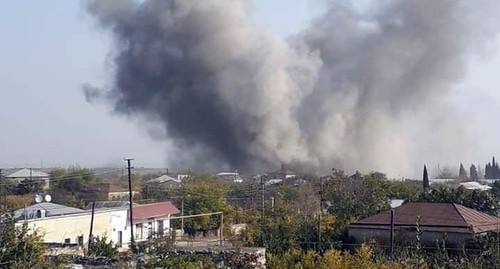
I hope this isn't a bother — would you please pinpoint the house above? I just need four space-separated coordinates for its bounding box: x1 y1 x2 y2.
83 182 138 201
348 202 500 247
146 174 183 189
133 201 180 241
217 172 243 183
266 167 297 181
5 168 50 189
14 201 179 250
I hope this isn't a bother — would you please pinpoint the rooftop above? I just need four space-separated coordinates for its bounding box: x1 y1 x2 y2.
350 202 500 234
85 201 136 210
147 175 181 184
11 202 84 220
132 201 180 221
87 182 128 193
458 181 492 191
5 168 49 178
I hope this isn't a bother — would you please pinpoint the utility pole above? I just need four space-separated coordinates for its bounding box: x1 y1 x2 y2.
88 201 95 253
318 177 323 249
260 174 265 246
0 169 4 211
124 158 135 252
261 175 265 220
390 208 395 259
181 197 184 234
220 213 224 246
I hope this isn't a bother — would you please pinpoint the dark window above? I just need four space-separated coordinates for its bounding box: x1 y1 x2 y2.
77 236 84 246
118 231 123 247
64 238 71 244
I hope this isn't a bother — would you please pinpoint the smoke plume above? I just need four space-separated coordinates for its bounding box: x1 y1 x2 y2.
85 0 499 176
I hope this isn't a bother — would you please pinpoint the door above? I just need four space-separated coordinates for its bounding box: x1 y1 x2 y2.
117 231 123 247
157 220 164 235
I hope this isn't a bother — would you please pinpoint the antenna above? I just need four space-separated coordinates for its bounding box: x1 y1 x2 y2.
35 194 43 203
44 194 52 202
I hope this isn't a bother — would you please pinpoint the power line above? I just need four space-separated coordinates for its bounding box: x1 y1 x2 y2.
0 168 121 187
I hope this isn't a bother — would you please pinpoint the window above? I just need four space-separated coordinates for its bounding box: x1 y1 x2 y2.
77 236 84 246
64 238 71 245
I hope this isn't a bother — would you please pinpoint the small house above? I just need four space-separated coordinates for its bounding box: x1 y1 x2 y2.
349 202 500 247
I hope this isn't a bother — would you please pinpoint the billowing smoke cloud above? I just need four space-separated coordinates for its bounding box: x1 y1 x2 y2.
85 0 499 176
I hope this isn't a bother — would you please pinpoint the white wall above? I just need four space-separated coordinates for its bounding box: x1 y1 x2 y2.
133 215 172 241
109 209 129 247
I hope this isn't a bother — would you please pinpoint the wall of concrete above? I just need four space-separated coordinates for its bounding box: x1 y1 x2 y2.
19 208 131 249
349 227 470 247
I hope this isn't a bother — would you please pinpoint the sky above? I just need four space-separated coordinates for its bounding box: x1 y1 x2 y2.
0 0 499 176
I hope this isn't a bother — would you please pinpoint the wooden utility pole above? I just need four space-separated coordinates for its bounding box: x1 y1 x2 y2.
124 158 135 252
220 213 224 246
261 175 265 220
390 209 395 259
260 175 265 247
88 201 96 252
318 177 323 249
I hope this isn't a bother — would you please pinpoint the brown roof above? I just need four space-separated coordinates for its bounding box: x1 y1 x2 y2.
87 183 127 193
132 201 180 221
350 203 500 234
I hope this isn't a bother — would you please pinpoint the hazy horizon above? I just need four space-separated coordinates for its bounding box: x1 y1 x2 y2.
1 0 500 178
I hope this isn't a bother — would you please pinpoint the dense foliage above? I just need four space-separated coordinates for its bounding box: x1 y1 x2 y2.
87 235 119 258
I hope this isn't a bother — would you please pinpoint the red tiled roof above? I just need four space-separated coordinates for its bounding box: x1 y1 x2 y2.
350 203 500 234
132 201 180 221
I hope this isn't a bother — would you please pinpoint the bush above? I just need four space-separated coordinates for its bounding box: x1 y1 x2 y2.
87 235 118 258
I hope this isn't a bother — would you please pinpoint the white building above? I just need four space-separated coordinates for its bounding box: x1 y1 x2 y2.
217 172 243 183
10 201 180 250
5 168 50 189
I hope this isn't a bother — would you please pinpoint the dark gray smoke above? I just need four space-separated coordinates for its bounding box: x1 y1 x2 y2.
85 0 499 176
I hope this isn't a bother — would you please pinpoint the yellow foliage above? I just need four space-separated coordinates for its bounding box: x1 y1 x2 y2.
5 194 33 211
321 249 344 269
267 244 412 269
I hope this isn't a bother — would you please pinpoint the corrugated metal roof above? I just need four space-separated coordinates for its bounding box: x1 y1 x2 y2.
350 202 500 234
458 182 492 191
12 202 84 220
6 168 49 178
132 201 180 221
147 175 181 184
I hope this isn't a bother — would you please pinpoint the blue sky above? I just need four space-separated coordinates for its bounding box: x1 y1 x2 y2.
1 1 499 174
0 0 318 169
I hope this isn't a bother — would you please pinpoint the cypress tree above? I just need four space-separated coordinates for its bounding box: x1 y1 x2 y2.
469 164 478 181
485 163 492 179
423 165 429 192
458 163 467 180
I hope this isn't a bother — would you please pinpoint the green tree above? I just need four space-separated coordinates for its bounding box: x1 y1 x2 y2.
0 219 48 268
458 163 468 181
417 185 498 214
182 175 234 235
386 180 421 201
49 168 96 208
323 171 390 222
470 164 479 181
15 178 43 195
87 235 118 258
